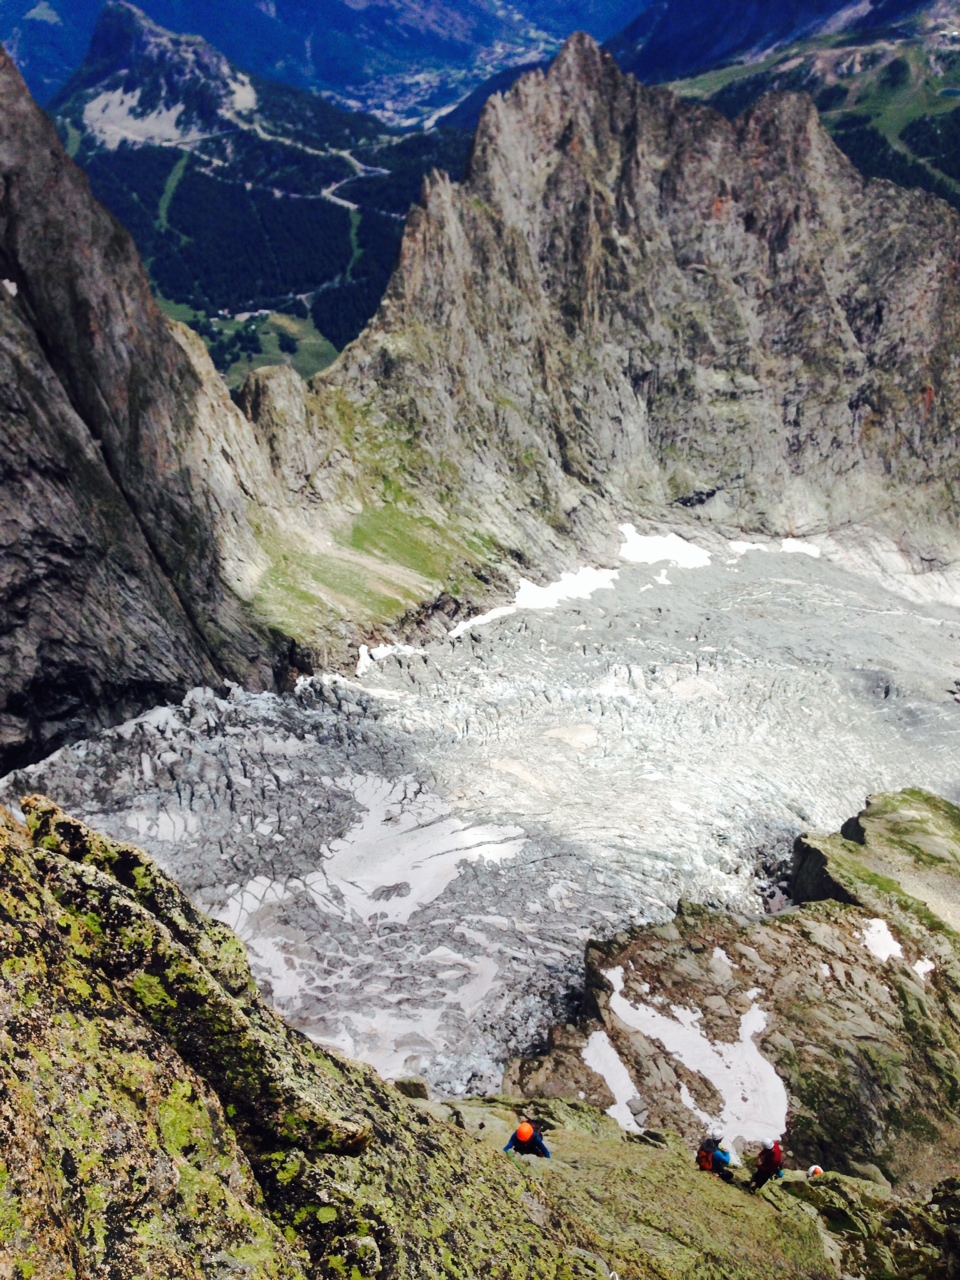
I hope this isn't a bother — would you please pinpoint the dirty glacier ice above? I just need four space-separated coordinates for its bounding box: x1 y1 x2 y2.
4 527 960 1095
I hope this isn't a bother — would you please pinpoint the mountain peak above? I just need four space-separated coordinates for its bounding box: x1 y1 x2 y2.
53 1 257 149
548 29 612 83
334 36 960 558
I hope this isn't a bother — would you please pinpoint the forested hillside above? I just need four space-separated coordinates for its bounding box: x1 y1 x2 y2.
54 3 471 380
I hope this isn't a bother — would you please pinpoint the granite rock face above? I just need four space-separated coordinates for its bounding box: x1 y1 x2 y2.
0 45 283 773
327 33 960 563
0 47 457 774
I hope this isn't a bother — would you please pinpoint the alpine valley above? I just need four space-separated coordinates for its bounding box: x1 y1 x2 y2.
51 2 473 377
1 7 960 1280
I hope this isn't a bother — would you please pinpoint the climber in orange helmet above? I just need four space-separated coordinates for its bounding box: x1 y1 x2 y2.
504 1120 551 1158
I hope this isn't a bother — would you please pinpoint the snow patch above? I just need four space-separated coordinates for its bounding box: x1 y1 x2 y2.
514 568 618 608
581 1029 641 1132
604 967 788 1143
728 539 769 556
356 643 424 676
914 956 936 981
83 87 206 150
24 2 60 23
728 536 820 559
229 73 257 113
449 567 617 638
618 525 711 568
780 537 821 558
858 918 903 963
1 279 17 297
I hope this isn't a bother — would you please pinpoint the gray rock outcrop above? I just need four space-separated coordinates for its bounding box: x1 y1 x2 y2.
0 45 242 773
0 47 443 773
505 790 960 1194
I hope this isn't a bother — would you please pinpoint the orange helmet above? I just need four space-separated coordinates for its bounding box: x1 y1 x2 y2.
517 1122 535 1143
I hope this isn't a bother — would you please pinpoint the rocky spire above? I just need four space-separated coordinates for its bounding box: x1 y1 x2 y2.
329 33 960 565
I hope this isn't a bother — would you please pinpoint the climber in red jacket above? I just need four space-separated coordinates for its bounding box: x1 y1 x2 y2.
748 1138 784 1192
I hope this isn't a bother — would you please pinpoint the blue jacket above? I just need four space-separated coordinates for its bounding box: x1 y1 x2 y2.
504 1130 551 1158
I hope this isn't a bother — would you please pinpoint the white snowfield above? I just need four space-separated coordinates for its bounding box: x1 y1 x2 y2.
82 70 257 151
618 526 712 568
604 967 788 1144
83 88 208 150
581 1029 643 1133
448 566 619 639
5 521 960 1094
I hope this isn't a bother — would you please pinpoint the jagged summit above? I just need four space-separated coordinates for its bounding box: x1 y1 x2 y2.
52 2 257 149
327 32 960 561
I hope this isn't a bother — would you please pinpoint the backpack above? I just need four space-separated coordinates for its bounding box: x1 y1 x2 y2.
696 1139 719 1171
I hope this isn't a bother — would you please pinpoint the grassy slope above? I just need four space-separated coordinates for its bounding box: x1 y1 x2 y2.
158 298 338 387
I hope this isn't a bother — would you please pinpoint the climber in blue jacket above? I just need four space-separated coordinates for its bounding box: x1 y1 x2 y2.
504 1121 551 1158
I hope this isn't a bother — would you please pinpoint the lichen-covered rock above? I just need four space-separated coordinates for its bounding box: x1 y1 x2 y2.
780 1170 960 1278
0 796 841 1279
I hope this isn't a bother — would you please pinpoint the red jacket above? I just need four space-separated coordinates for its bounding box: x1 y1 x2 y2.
757 1142 783 1173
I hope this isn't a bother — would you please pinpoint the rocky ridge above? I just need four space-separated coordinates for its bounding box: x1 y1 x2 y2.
506 790 960 1203
323 32 960 577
